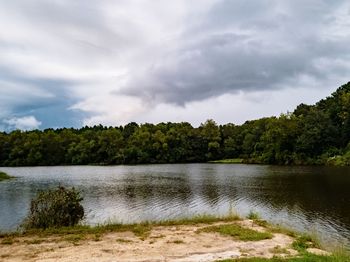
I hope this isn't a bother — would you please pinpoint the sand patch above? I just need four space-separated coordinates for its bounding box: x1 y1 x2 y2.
0 221 301 262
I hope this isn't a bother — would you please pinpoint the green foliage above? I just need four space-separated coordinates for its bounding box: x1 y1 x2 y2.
200 223 273 241
1 237 14 245
158 214 240 226
23 186 84 229
1 214 239 238
247 211 260 220
116 238 133 243
0 82 350 166
0 171 12 181
326 148 350 166
209 158 244 164
292 235 319 252
218 252 350 261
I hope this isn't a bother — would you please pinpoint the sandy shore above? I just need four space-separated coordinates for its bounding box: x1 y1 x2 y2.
0 220 329 262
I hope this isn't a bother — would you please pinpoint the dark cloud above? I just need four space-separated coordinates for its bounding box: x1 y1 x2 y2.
2 0 149 53
0 67 83 129
120 0 350 105
0 0 349 128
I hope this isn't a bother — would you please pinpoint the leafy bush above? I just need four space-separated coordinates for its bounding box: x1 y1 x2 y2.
23 186 84 229
247 210 260 220
0 171 13 181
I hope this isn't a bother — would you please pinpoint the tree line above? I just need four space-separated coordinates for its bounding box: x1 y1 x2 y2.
1 82 350 166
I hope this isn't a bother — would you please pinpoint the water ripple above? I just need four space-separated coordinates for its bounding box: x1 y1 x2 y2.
1 164 350 249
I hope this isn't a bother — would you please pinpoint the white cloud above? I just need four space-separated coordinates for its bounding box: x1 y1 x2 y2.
4 116 42 130
70 94 146 126
132 85 335 126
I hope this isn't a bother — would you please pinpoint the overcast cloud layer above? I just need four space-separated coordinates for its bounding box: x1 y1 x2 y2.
0 0 349 130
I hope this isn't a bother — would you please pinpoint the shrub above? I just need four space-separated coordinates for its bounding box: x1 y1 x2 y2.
0 171 13 181
23 186 84 229
247 210 260 220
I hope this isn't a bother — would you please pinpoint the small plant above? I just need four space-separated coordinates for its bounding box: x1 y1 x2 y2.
247 211 260 220
94 234 102 241
1 237 14 245
131 223 152 239
150 234 165 239
64 234 85 244
0 171 13 182
116 238 133 243
24 238 45 245
209 159 244 164
199 223 273 241
292 235 318 252
253 219 268 228
168 239 185 244
23 186 84 229
269 245 290 255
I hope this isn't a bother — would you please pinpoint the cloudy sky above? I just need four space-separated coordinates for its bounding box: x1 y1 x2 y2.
0 0 349 130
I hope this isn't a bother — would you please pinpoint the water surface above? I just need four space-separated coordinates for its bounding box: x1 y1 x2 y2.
0 164 349 248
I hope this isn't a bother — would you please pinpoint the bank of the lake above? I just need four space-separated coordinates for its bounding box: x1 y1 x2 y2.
0 171 12 182
209 156 350 166
209 159 245 164
1 216 348 262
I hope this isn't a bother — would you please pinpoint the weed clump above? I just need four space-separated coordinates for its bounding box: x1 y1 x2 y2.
23 186 84 229
199 223 273 241
0 171 13 181
247 211 260 220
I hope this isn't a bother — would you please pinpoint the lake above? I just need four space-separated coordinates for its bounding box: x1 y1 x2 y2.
0 164 349 248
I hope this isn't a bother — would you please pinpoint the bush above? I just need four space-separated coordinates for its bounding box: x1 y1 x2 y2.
0 171 12 181
23 186 84 229
247 210 260 220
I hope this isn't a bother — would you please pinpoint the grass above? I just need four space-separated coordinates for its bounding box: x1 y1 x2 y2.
63 234 85 244
1 237 14 245
128 223 152 240
167 239 185 244
1 214 348 261
253 220 323 257
93 233 102 241
269 245 290 255
116 238 133 243
21 222 153 241
247 211 260 220
253 219 269 228
292 235 319 252
157 214 240 226
0 171 13 182
24 238 45 245
199 223 273 241
209 158 244 164
0 214 239 240
252 219 322 251
217 252 350 261
253 220 298 238
0 254 10 259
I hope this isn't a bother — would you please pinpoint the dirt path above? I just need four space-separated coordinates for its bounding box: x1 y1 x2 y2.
0 220 312 262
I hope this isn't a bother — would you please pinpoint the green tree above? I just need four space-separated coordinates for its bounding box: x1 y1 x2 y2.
200 119 221 160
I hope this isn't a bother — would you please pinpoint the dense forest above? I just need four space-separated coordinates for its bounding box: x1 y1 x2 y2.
1 82 350 166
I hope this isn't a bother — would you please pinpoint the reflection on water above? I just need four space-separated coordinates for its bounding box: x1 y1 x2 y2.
0 164 349 248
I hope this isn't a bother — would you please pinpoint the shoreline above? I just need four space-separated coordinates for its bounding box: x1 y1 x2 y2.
1 158 350 168
1 215 348 262
0 171 13 182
